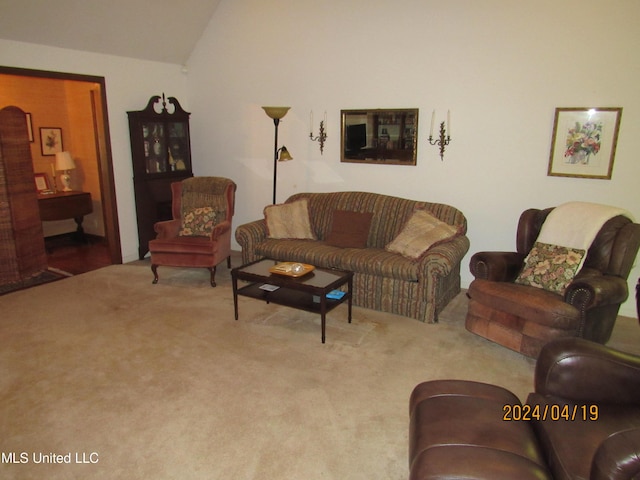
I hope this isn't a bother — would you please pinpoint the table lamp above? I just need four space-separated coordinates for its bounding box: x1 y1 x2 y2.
55 151 76 192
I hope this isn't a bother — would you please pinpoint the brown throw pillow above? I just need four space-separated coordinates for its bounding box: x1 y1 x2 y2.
264 198 316 239
325 210 373 248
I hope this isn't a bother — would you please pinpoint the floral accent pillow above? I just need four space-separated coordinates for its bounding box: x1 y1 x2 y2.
515 242 586 294
179 207 217 237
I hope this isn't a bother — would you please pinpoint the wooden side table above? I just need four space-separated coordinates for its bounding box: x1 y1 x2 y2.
37 191 93 242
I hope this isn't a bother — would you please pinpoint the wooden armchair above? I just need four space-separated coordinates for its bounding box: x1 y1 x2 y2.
149 177 236 287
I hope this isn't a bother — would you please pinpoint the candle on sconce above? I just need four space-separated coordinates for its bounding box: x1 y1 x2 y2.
430 110 435 137
310 110 313 135
447 110 451 137
323 111 327 135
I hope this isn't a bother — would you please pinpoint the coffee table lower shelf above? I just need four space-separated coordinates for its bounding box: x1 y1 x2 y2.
231 259 353 343
236 283 348 313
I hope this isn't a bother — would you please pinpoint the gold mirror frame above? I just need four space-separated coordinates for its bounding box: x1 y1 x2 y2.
340 108 418 165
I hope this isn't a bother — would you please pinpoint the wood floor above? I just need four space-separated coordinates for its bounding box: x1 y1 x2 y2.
45 234 113 275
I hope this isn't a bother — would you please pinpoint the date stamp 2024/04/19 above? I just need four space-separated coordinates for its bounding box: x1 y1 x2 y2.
503 403 598 422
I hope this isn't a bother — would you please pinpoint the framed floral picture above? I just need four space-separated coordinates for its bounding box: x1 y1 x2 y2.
40 127 63 156
547 107 622 180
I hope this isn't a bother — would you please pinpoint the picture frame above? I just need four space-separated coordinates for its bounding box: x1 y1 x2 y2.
341 109 418 165
26 113 34 142
40 127 63 156
34 173 53 193
547 107 622 180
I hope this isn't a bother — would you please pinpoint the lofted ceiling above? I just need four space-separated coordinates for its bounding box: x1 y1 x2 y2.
0 0 222 64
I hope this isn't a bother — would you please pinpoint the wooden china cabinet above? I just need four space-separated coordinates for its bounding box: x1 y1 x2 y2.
128 94 193 259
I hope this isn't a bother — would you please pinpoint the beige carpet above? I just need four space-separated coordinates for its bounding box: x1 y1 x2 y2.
1 255 639 479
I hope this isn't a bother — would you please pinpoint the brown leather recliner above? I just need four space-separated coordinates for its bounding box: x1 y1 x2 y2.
466 207 640 358
409 338 640 480
149 176 236 287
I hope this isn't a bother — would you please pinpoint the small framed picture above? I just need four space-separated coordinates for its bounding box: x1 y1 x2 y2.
34 173 53 193
547 107 622 180
40 127 63 156
26 113 34 142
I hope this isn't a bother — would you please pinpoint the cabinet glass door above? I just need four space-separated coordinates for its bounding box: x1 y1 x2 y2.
167 122 190 172
142 122 167 173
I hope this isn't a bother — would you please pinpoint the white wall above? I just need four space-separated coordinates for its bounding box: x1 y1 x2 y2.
0 39 189 262
186 0 640 316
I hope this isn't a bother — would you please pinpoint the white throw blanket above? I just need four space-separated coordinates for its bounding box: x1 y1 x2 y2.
536 201 634 268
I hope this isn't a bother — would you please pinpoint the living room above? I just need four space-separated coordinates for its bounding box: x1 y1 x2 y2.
1 1 639 478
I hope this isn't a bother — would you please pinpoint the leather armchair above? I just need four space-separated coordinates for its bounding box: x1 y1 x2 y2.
528 338 640 480
149 176 236 287
409 338 640 480
466 207 640 357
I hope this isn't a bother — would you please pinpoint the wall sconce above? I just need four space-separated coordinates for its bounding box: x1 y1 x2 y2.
55 151 76 191
309 110 327 154
262 106 292 204
428 110 451 161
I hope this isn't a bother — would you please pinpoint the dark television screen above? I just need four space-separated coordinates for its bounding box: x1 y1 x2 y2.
346 123 366 151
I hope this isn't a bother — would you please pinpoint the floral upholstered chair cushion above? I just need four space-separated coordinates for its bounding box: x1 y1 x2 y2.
515 242 586 294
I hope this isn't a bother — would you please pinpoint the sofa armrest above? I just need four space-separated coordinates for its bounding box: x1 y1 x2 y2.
534 338 640 404
564 275 629 310
469 251 526 281
591 428 640 480
235 219 268 264
418 234 470 277
154 219 181 239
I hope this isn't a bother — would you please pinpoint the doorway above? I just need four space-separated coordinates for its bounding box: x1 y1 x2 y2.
0 66 121 268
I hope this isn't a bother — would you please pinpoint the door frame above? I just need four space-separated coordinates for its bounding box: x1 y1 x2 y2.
0 65 122 264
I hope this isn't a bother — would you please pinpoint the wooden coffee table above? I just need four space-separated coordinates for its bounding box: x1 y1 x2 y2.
231 259 353 343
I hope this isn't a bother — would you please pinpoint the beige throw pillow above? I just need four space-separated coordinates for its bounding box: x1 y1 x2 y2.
264 199 316 240
385 209 459 259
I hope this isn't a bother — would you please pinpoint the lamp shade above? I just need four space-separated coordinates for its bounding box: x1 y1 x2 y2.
278 146 293 162
55 151 76 171
262 106 290 120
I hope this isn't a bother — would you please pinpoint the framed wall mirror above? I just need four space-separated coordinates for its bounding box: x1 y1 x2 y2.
341 108 418 165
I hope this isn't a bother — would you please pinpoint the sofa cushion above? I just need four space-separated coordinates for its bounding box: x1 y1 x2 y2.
179 206 218 237
515 242 586 294
385 209 460 259
264 198 316 240
325 210 373 248
255 239 341 268
329 247 419 281
255 240 419 281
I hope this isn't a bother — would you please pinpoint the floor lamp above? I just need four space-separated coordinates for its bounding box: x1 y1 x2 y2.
262 106 293 204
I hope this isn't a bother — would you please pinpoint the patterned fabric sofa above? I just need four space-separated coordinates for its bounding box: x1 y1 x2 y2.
235 191 470 323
